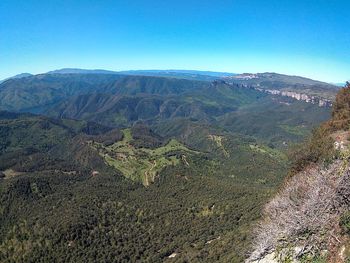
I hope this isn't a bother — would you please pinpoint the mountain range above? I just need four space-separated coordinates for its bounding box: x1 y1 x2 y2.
0 71 333 147
0 69 346 262
0 73 33 84
2 69 339 101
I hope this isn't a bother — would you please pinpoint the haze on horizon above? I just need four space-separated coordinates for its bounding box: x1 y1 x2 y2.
1 0 349 83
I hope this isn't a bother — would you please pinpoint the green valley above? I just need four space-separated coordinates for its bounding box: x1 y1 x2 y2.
0 72 338 262
1 0 348 261
91 128 199 185
0 111 288 262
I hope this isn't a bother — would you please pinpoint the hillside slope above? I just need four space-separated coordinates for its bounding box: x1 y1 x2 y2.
0 73 338 262
225 72 339 100
0 74 208 112
0 111 289 262
0 72 332 147
247 83 350 263
48 68 234 81
47 81 266 126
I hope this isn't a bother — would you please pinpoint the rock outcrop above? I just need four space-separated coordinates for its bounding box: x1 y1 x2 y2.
256 88 333 107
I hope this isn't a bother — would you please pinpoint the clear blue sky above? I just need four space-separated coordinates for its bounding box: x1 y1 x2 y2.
1 0 349 83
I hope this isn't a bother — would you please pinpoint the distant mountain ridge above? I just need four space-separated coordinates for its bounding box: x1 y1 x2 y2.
0 72 33 84
0 72 332 148
1 68 340 89
227 72 330 85
46 68 234 81
0 69 340 104
225 72 339 100
0 73 209 112
0 70 339 262
47 68 119 75
247 83 350 263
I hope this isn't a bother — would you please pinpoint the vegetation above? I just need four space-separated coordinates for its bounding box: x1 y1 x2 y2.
0 111 291 262
340 211 350 234
0 74 208 112
0 73 331 148
219 96 330 148
248 161 349 262
227 72 339 100
289 126 336 174
91 128 198 185
289 83 350 174
248 83 350 262
330 82 350 130
0 73 335 262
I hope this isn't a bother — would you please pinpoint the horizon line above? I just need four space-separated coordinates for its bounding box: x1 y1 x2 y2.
1 67 347 85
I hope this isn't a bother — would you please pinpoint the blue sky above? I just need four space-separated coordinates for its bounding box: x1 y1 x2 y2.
1 0 349 83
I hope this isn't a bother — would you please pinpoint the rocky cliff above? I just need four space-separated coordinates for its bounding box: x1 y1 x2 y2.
255 88 333 107
224 72 338 106
247 83 350 262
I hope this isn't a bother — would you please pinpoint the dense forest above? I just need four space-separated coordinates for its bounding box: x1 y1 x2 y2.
0 73 338 262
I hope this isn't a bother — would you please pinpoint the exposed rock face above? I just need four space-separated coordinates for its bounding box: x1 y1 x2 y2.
222 80 333 107
250 252 277 263
222 73 335 107
249 247 305 263
258 88 333 107
236 84 332 107
229 73 259 80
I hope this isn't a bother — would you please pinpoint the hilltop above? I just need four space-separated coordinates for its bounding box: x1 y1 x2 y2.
0 73 32 84
225 72 339 101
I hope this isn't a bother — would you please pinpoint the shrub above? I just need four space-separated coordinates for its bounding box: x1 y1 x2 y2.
247 161 350 262
289 126 335 174
340 211 350 234
330 82 350 131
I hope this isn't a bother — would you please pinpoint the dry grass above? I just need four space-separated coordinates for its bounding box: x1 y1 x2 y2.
247 160 350 262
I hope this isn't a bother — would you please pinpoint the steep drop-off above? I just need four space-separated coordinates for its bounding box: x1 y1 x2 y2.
247 83 350 263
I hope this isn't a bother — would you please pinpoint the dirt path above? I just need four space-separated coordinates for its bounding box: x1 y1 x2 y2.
181 155 190 166
144 160 157 186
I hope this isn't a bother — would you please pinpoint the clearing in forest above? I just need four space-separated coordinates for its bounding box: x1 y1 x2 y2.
91 129 198 186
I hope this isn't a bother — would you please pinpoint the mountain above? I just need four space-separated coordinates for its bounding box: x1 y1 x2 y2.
225 72 339 100
247 83 350 262
47 81 265 126
0 73 32 84
119 69 235 81
332 82 347 87
47 68 120 75
47 68 234 81
47 82 331 148
0 73 332 148
121 69 234 77
0 71 338 262
0 111 289 262
0 73 208 112
218 95 331 145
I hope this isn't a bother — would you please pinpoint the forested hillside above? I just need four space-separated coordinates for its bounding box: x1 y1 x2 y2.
226 72 339 100
0 73 337 262
0 73 332 149
248 83 350 263
0 74 208 112
0 111 289 262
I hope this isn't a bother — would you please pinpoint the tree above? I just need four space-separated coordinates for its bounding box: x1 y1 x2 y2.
331 82 350 130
